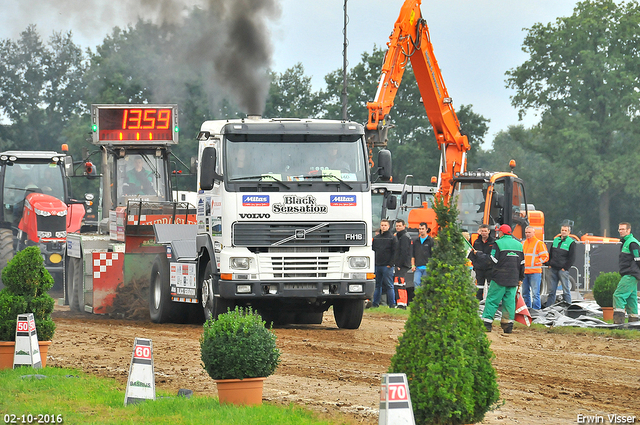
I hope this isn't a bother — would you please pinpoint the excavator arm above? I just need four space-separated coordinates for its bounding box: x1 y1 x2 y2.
366 0 469 198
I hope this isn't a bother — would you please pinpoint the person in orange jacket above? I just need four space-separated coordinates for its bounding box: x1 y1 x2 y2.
522 226 549 310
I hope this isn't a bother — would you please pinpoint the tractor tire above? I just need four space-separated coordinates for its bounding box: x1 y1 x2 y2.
201 259 234 322
0 228 14 290
68 257 84 312
149 255 186 323
333 299 365 329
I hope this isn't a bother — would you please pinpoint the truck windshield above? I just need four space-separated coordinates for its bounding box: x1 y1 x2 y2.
454 181 487 232
224 140 368 184
115 153 168 205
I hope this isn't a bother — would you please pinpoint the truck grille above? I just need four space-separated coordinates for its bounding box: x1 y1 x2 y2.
233 222 367 247
258 254 342 279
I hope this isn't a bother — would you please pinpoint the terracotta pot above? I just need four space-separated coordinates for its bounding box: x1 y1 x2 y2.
215 377 266 405
601 306 614 321
0 341 52 370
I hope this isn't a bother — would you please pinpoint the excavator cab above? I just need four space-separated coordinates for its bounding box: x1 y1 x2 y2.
452 171 534 241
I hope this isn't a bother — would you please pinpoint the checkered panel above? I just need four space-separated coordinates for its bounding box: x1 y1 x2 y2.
93 252 120 279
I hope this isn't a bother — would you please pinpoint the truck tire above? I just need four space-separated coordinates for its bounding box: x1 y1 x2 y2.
0 228 14 290
333 299 365 329
201 260 234 322
68 257 84 312
149 255 185 323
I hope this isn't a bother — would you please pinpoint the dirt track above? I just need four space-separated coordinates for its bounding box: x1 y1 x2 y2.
47 305 640 424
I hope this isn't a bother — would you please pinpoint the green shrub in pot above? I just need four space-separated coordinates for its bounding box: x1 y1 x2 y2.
592 272 620 308
0 246 55 341
200 306 280 380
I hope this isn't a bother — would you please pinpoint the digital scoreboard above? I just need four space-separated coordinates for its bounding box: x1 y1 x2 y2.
91 104 179 145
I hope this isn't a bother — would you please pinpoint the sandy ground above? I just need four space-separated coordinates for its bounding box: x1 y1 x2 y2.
46 305 640 424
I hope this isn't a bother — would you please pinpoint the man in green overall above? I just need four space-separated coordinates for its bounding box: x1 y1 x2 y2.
614 222 640 324
481 224 524 334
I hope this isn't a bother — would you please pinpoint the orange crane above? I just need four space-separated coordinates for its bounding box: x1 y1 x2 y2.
366 0 544 241
365 0 469 199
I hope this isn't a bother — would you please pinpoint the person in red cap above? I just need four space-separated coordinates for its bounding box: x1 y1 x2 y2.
481 224 524 333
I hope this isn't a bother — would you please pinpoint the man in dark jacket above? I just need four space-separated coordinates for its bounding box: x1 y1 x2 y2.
411 222 434 288
544 224 576 307
469 224 494 301
481 224 524 333
394 219 412 309
614 222 640 324
372 219 397 308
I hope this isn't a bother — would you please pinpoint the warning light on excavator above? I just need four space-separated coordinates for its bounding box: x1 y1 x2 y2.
509 159 516 171
61 144 69 152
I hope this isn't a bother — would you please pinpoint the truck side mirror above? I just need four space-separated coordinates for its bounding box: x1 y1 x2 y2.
377 149 392 181
386 194 397 210
190 157 198 175
401 191 408 205
200 147 221 190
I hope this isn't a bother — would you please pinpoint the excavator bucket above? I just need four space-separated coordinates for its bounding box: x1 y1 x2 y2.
365 126 390 149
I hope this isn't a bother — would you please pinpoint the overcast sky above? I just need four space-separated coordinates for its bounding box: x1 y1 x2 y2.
0 0 580 142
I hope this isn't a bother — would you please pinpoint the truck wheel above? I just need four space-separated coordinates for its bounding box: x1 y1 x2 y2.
333 299 365 329
0 228 14 290
68 257 84 312
149 255 185 323
201 260 233 322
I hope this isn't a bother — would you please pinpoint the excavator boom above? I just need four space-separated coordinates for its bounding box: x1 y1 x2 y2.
366 0 469 198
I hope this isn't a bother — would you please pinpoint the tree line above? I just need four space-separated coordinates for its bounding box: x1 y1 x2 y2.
1 0 639 238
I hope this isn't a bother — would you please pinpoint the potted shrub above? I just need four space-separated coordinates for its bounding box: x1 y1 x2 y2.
200 306 280 405
0 246 56 369
593 272 620 321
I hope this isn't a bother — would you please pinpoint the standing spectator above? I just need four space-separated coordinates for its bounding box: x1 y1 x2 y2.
544 224 576 307
481 224 524 333
372 219 397 308
522 226 549 310
394 219 413 309
613 222 640 324
469 224 495 301
411 222 434 288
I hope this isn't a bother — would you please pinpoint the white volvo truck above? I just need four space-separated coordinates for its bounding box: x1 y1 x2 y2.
151 117 392 329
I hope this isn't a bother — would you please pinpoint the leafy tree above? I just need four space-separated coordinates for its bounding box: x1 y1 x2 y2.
506 0 640 236
263 64 322 118
0 25 86 151
389 195 499 424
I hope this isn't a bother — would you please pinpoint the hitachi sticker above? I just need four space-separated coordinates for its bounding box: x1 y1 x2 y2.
242 195 269 206
330 195 357 206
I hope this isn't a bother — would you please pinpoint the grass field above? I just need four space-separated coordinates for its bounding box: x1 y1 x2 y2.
0 366 345 425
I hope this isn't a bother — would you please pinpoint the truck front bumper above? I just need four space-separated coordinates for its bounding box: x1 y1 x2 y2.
218 279 374 300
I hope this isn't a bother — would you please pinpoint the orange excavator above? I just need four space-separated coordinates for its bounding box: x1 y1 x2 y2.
366 0 544 241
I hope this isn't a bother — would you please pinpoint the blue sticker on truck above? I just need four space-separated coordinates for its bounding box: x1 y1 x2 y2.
242 195 270 206
330 195 357 206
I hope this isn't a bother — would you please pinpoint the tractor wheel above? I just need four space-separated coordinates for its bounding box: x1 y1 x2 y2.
0 228 14 290
333 299 365 329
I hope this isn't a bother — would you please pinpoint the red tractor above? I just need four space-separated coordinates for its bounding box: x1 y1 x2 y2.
0 149 85 292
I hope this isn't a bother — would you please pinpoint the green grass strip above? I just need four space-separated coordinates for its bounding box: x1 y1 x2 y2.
0 367 340 425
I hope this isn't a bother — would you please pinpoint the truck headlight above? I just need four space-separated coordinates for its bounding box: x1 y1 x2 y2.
348 256 369 269
230 257 250 270
348 284 364 293
236 284 252 294
37 231 52 238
